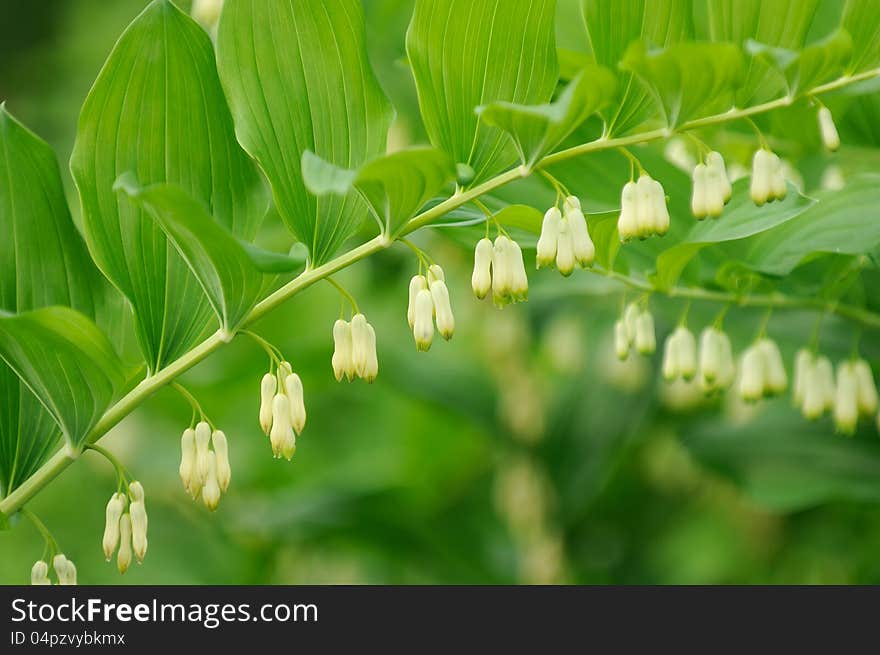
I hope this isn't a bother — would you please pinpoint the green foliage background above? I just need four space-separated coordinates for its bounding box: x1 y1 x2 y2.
2 0 880 584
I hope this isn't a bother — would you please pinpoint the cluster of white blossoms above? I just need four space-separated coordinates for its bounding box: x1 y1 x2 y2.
472 236 529 307
739 338 788 402
793 349 836 421
697 327 736 393
536 196 595 275
179 421 231 510
662 326 697 381
817 107 840 152
691 151 732 220
408 264 455 351
332 314 378 382
101 481 148 574
617 174 670 242
750 149 787 206
832 359 878 435
31 554 77 585
259 361 307 460
614 302 655 360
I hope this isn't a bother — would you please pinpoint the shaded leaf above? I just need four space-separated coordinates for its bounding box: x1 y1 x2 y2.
842 0 880 73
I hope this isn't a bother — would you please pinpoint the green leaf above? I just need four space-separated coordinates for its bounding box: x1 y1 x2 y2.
0 307 124 452
745 29 852 97
0 107 113 496
217 0 393 266
582 0 693 134
476 65 617 167
493 205 545 235
842 0 880 73
114 175 303 333
302 148 455 236
406 0 559 184
653 179 814 289
621 41 745 127
739 175 880 275
70 0 265 373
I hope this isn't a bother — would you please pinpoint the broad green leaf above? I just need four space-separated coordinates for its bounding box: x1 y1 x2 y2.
115 175 304 333
217 0 393 265
406 0 559 184
476 66 617 167
70 0 265 373
302 148 455 236
0 107 111 496
493 205 545 235
0 307 124 452
582 0 693 134
842 0 880 73
652 179 814 289
739 175 880 275
589 211 623 270
621 41 745 127
700 0 819 106
745 29 852 98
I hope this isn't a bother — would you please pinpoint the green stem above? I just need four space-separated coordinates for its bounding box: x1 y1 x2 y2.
84 443 132 488
22 508 58 555
326 277 360 314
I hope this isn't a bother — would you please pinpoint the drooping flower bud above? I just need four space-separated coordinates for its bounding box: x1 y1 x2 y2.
634 311 656 355
564 196 595 267
363 324 379 383
618 181 639 242
817 106 840 152
31 561 50 585
739 346 765 403
716 331 736 388
662 330 679 381
201 452 221 511
351 313 370 375
128 482 148 563
427 264 445 283
284 374 307 434
331 320 354 382
508 240 529 301
430 279 455 340
853 359 878 416
699 327 721 386
664 327 696 381
768 153 787 201
129 480 145 502
793 348 812 408
750 149 772 206
758 338 787 395
269 393 291 458
211 429 231 493
614 320 630 361
407 275 428 328
102 492 125 560
555 217 575 277
536 207 561 268
194 421 211 486
259 373 276 434
706 151 732 203
802 357 832 420
53 554 77 585
816 356 836 414
117 514 132 574
704 165 725 218
834 362 859 435
623 303 640 343
413 288 434 351
691 163 708 219
472 238 493 299
281 429 297 461
179 428 196 495
651 178 670 235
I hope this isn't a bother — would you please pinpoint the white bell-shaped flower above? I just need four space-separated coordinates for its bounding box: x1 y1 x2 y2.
564 196 595 267
634 311 656 355
617 181 639 242
201 451 221 511
211 429 231 493
53 553 77 585
128 481 148 564
102 492 125 560
750 149 772 206
31 560 50 585
817 107 840 152
472 238 493 299
284 374 306 434
430 278 455 341
413 288 434 351
854 359 878 416
614 320 630 361
793 348 812 408
691 163 708 219
555 216 575 276
331 319 354 382
350 314 371 376
834 362 859 435
768 153 787 201
117 514 132 574
508 240 529 301
536 207 561 268
194 421 211 486
269 393 291 458
363 323 379 383
706 151 732 203
758 338 787 395
739 345 765 403
259 373 276 434
407 275 428 329
179 427 196 495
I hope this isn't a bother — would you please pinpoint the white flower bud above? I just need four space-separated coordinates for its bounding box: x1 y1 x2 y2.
676 327 697 380
211 429 231 493
278 359 293 379
201 452 221 511
717 331 736 388
614 320 630 361
699 327 721 386
662 331 679 381
363 324 379 383
284 374 306 434
536 207 561 268
351 313 370 375
618 181 639 242
413 288 434 351
769 153 787 201
31 561 50 585
634 311 655 355
179 428 196 495
705 166 725 218
739 346 765 403
407 275 428 329
751 149 771 206
508 239 529 301
706 151 731 203
758 338 787 394
430 279 455 340
281 428 297 461
129 480 145 503
102 492 125 560
492 236 513 305
129 488 148 563
555 217 575 276
623 303 640 342
793 348 813 408
651 180 670 235
818 106 840 152
53 554 76 585
564 196 595 267
854 359 878 416
332 320 354 382
691 163 708 219
192 0 224 29
472 238 493 299
803 361 828 420
259 373 276 433
835 362 859 435
427 263 444 282
117 513 132 574
269 393 291 458
194 421 211 485
635 175 654 236
816 356 836 413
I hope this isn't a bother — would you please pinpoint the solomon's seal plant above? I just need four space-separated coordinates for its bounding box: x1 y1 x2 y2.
3 0 880 583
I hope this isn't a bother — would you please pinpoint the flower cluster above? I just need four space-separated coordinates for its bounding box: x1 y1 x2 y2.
617 174 670 242
31 554 77 585
102 481 148 574
472 236 529 307
259 361 307 460
697 327 735 393
739 338 788 402
332 315 378 382
179 422 231 510
614 303 655 360
408 264 455 351
691 151 732 219
536 196 595 275
662 326 697 381
750 149 787 206
832 359 878 435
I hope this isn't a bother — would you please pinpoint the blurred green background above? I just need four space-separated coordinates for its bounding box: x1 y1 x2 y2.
3 0 880 585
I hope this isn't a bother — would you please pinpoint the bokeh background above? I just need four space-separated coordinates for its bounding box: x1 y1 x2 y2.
2 0 880 584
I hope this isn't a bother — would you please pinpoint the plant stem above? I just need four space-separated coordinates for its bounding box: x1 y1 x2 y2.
2 71 880 519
